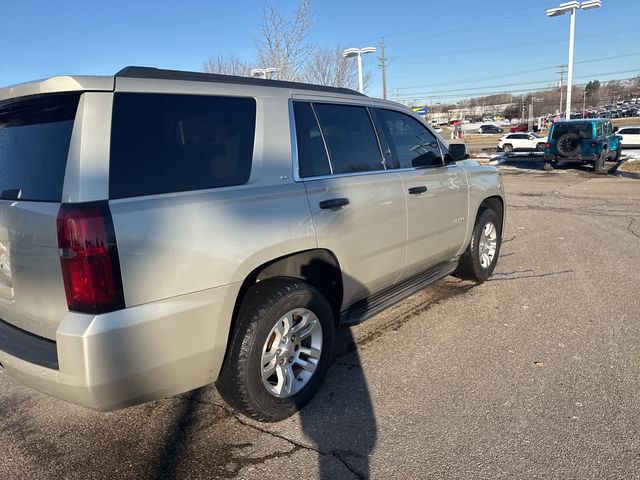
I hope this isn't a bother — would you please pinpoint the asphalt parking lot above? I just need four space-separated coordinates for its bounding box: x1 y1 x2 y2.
1 158 639 480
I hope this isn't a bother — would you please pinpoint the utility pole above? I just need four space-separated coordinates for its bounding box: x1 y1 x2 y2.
378 38 387 100
557 64 566 116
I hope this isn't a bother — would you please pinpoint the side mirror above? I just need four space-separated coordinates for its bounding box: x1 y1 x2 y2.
613 126 619 132
447 143 469 163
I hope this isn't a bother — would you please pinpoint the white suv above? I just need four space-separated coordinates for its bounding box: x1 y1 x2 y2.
498 132 547 155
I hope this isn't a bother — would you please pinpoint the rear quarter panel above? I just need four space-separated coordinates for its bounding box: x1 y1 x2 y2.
109 85 316 307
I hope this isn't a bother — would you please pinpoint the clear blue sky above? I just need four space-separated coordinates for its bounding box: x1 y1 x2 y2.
2 0 639 104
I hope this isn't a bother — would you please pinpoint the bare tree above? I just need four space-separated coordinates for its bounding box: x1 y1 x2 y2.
304 46 355 89
256 0 314 81
203 55 251 76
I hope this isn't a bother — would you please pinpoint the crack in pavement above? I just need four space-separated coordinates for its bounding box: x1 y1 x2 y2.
188 398 366 480
628 217 640 239
487 269 573 282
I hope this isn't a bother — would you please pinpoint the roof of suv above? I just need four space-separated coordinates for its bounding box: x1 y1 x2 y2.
116 66 365 97
0 66 365 103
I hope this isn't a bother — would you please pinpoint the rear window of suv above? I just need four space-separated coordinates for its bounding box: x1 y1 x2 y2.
0 93 80 202
109 93 256 199
551 122 593 140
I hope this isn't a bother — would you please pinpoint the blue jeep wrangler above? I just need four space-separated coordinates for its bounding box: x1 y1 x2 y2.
544 119 621 173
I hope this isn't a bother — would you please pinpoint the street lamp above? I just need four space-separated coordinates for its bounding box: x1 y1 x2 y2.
547 0 601 119
250 67 277 79
343 47 376 94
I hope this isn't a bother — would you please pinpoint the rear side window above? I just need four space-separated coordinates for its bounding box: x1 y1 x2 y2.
110 93 256 199
313 103 384 174
293 102 331 178
0 93 80 201
376 109 443 169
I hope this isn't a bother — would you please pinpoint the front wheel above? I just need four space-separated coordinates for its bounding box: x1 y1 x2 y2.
454 208 502 282
216 279 335 422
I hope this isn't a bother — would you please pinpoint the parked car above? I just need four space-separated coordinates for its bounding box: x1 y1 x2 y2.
509 123 539 133
479 124 503 134
498 132 548 155
543 118 621 172
0 66 505 421
616 126 640 148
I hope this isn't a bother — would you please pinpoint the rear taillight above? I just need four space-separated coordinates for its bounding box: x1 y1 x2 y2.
56 202 125 314
590 141 597 148
545 142 551 149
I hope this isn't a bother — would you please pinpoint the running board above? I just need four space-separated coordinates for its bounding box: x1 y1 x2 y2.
339 260 458 327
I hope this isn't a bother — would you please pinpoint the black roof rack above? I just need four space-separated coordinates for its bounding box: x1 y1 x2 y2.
115 66 365 97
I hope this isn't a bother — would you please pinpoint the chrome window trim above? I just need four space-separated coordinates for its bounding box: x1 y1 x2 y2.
290 98 390 182
289 98 452 182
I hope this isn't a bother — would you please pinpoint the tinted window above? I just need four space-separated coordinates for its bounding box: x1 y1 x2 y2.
313 103 384 174
377 109 443 169
551 122 593 140
0 93 80 201
110 93 256 199
293 102 331 178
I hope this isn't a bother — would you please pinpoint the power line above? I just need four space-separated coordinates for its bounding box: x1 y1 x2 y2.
395 73 640 101
397 51 640 92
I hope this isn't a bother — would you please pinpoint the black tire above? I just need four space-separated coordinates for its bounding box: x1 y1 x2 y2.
536 143 545 152
216 279 335 422
613 148 622 163
556 132 581 157
454 208 502 282
503 144 513 155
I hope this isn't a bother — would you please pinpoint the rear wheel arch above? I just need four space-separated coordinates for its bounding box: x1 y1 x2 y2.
228 249 344 339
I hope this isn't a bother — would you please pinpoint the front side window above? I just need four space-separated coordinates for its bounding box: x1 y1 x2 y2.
110 93 256 199
376 109 443 169
313 103 384 174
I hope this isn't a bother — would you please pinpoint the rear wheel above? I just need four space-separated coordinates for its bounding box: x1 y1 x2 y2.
216 279 335 422
536 143 545 152
503 144 513 155
613 148 622 163
454 208 502 282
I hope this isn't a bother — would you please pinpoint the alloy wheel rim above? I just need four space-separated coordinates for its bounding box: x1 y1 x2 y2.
260 308 323 398
478 221 498 269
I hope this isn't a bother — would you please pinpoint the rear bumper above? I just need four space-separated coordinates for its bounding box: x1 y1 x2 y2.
0 282 240 411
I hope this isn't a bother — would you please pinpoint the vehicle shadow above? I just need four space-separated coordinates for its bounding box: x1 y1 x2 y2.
494 152 621 175
151 260 377 479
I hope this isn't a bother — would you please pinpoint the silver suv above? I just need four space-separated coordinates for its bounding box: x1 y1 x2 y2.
0 67 504 421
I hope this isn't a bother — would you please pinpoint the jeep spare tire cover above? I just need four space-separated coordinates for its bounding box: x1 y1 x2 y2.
556 132 581 157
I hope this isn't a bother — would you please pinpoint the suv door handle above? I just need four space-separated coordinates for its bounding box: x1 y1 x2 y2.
319 198 350 209
408 186 427 195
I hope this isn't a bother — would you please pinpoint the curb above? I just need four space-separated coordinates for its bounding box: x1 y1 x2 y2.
616 159 640 179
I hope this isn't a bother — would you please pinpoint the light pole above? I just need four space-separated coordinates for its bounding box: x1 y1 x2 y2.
250 67 277 79
343 47 376 94
547 0 601 119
